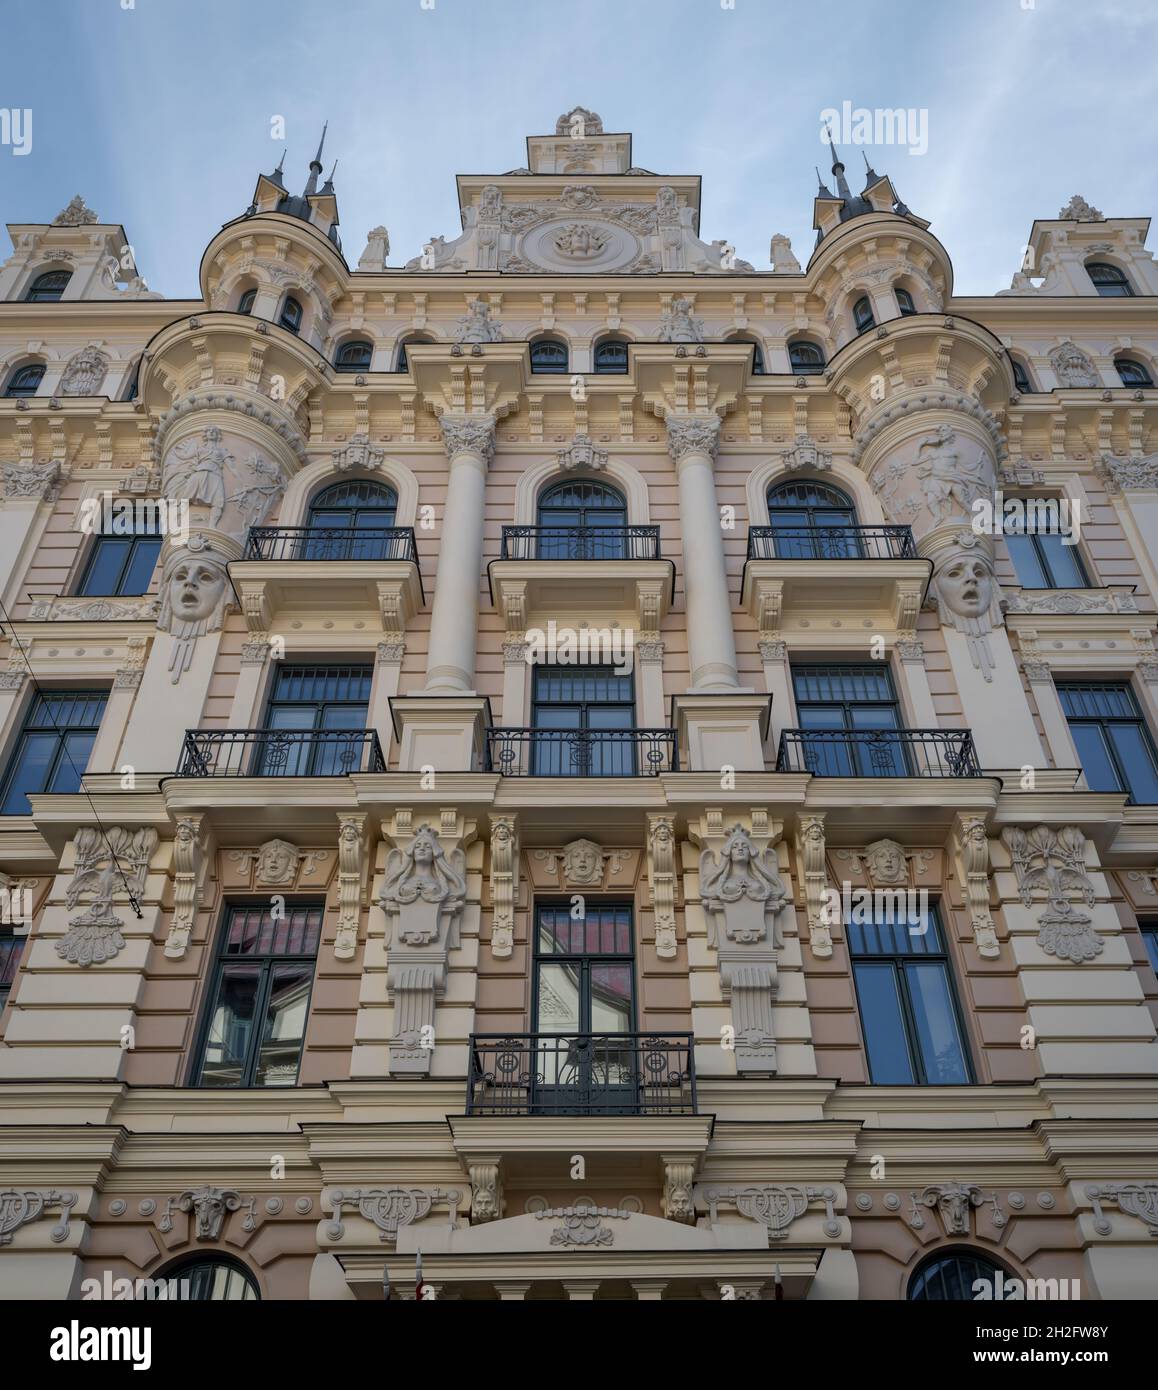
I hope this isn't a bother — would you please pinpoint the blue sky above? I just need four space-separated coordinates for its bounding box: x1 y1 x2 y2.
1 0 1155 297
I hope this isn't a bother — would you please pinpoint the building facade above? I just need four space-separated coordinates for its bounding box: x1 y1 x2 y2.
0 108 1157 1302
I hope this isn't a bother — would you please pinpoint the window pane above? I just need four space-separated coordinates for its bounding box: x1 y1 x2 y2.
1005 533 1048 589
121 537 163 594
1068 723 1124 793
590 964 633 1032
537 962 581 1033
79 538 132 595
1037 533 1086 588
1143 929 1158 974
48 731 97 793
1108 724 1158 804
254 963 313 1086
906 961 970 1083
854 962 915 1083
198 965 262 1086
1 733 58 814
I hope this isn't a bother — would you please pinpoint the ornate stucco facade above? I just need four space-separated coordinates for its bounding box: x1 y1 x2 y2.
0 109 1156 1301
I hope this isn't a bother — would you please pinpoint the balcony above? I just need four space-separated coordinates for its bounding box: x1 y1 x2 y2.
742 524 929 645
776 728 981 778
177 727 386 777
489 525 673 634
485 727 678 776
231 526 423 636
466 1033 696 1116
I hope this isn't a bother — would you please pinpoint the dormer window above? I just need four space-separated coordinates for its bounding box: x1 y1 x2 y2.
238 288 257 315
530 339 568 374
1116 357 1154 388
279 296 303 334
853 296 875 335
788 341 826 375
1011 357 1033 394
895 287 917 316
25 270 71 303
1087 262 1133 297
335 340 373 373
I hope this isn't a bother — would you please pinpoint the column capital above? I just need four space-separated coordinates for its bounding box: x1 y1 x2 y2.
439 413 496 463
665 413 720 463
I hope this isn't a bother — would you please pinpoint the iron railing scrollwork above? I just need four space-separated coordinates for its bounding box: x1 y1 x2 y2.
500 525 661 562
746 524 917 561
244 526 419 566
485 727 678 777
776 728 980 778
177 728 386 777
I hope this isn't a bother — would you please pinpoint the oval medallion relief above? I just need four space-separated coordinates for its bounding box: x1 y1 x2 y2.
521 219 639 272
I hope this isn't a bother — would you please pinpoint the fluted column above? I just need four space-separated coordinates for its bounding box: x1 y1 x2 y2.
424 415 495 693
667 415 739 691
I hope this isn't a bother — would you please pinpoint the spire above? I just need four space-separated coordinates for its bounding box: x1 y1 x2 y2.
321 158 338 196
825 123 852 201
303 122 327 196
815 165 834 199
862 150 879 188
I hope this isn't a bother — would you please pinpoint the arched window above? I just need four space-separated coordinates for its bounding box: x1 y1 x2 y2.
25 270 71 303
908 1250 1009 1301
396 336 431 373
304 478 399 560
4 363 45 398
766 478 859 559
1116 357 1154 388
895 287 917 316
853 296 875 334
237 287 257 315
1087 262 1133 297
593 338 629 374
788 340 826 375
123 358 141 402
529 338 569 374
279 295 303 334
535 477 627 559
334 340 373 374
1010 357 1033 394
152 1256 259 1301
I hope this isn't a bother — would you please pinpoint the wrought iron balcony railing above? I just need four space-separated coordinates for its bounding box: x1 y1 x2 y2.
243 525 419 565
776 728 981 778
499 525 661 561
485 727 678 776
177 727 386 777
747 524 917 561
467 1032 696 1116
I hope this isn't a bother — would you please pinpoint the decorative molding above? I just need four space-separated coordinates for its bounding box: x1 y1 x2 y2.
702 1184 840 1241
454 299 503 343
661 1157 696 1224
795 814 831 958
159 1186 257 1241
1049 341 1099 388
28 595 158 622
907 1182 1006 1237
327 1187 459 1243
665 414 720 462
778 434 832 473
4 460 64 501
1085 1183 1158 1237
1058 194 1104 221
836 840 932 887
58 826 158 967
1001 824 1102 962
335 814 369 961
230 839 327 887
489 815 518 960
331 433 384 472
556 433 608 472
646 814 678 960
164 815 207 960
59 346 109 396
440 413 497 463
534 840 629 887
536 1200 629 1247
1095 453 1158 494
468 1163 503 1224
53 194 98 226
952 815 1000 959
0 1189 77 1246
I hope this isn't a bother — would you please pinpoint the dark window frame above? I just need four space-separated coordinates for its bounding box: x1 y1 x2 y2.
4 363 46 398
152 1255 260 1301
908 1249 1010 1301
791 662 910 776
593 338 629 374
237 288 257 315
529 338 569 374
258 662 374 777
1003 505 1091 589
1116 358 1153 388
895 287 917 316
75 524 163 597
1087 261 1134 297
191 899 324 1089
1140 921 1158 976
0 927 24 1016
853 296 875 334
279 295 303 334
1057 681 1158 805
25 270 71 303
532 899 638 1034
788 340 826 375
334 339 373 373
849 902 974 1086
1010 357 1032 394
0 689 109 817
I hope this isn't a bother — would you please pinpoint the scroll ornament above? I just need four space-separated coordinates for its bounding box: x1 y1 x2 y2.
58 826 158 966
1001 825 1102 963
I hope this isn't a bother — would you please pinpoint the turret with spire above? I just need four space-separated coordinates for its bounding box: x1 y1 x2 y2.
811 126 925 246
242 126 342 250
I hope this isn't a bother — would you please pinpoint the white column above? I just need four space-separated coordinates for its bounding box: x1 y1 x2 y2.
424 415 494 694
667 416 739 691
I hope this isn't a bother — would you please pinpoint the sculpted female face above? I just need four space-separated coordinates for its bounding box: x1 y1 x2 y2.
727 835 751 865
412 833 435 867
938 556 992 618
169 560 225 622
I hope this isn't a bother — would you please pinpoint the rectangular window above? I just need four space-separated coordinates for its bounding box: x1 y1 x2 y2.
532 901 636 1111
531 665 635 776
0 929 24 1015
1057 682 1158 805
0 690 108 816
1140 922 1158 975
1004 510 1089 590
791 664 907 776
260 663 372 776
76 521 163 597
850 906 972 1085
194 902 322 1088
